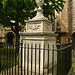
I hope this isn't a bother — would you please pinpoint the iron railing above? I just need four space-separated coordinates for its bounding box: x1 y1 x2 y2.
0 42 72 75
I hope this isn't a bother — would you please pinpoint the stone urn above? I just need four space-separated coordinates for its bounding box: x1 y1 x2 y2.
36 0 44 9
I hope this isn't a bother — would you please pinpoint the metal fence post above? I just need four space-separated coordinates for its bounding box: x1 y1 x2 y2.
21 40 23 75
66 40 69 73
66 40 69 46
35 44 37 75
39 44 41 75
57 40 60 49
7 43 8 75
43 44 45 75
24 43 26 75
70 40 72 68
27 43 29 75
47 44 49 75
18 41 20 75
70 40 72 45
52 45 54 75
56 41 60 75
0 45 1 73
31 43 33 75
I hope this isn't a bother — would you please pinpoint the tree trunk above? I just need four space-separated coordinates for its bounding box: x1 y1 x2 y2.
11 21 21 52
15 21 20 53
15 32 20 53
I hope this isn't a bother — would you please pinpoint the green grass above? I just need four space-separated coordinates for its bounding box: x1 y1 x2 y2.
0 46 18 70
72 61 75 70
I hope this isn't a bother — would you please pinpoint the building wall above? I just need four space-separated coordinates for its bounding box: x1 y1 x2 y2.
71 0 75 34
55 0 69 33
55 0 69 44
55 0 75 41
0 26 26 44
0 26 16 43
70 0 75 50
61 0 69 32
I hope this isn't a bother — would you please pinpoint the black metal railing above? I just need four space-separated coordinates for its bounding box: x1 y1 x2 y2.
0 42 72 75
57 45 72 75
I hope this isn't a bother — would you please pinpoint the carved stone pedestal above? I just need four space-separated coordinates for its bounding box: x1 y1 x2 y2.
19 0 57 74
19 16 57 74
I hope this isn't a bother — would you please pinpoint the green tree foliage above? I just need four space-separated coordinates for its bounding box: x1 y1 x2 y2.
43 0 66 17
0 0 65 44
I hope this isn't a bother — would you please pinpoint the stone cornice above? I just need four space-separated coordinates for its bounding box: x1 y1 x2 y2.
26 17 52 24
20 32 58 37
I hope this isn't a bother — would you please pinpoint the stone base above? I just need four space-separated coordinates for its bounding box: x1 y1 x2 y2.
0 65 57 75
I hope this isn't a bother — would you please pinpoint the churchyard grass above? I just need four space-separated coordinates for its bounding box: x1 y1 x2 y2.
72 61 75 70
0 46 18 70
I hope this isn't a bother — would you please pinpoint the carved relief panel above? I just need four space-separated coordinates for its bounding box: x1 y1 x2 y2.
26 21 42 32
44 21 52 32
28 24 40 30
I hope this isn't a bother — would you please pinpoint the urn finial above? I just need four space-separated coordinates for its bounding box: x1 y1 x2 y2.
36 0 44 9
35 0 44 17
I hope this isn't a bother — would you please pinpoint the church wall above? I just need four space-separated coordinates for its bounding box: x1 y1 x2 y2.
0 27 16 44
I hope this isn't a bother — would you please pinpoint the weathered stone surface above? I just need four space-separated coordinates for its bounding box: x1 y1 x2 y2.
55 0 69 33
26 18 52 33
71 0 75 34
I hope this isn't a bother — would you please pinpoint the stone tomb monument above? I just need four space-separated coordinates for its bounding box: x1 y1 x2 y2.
20 0 57 74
